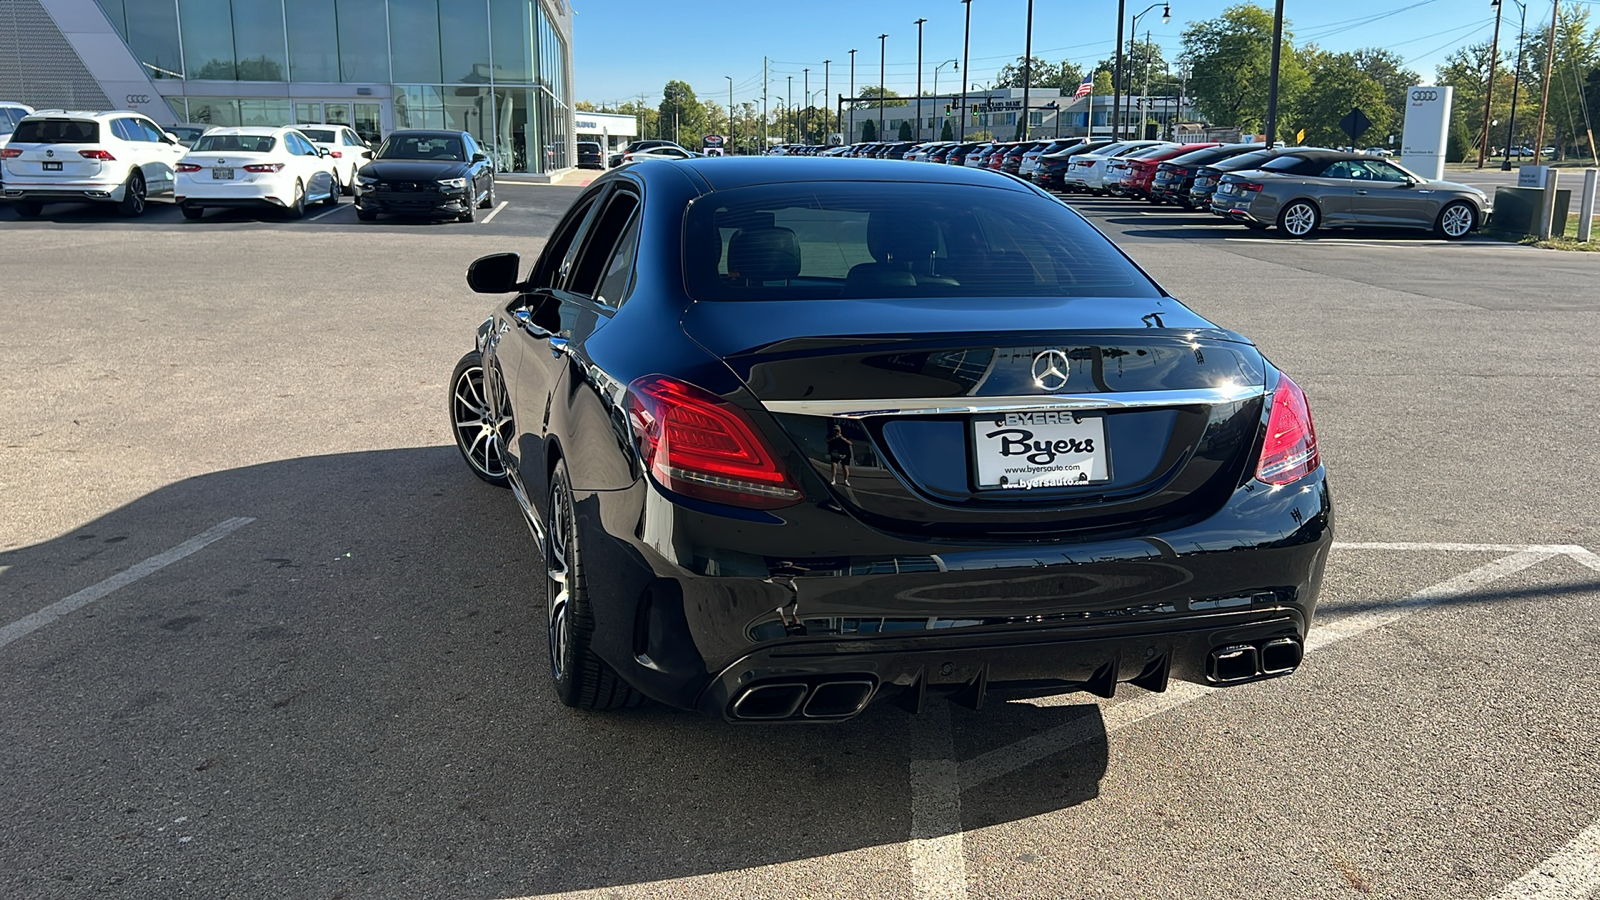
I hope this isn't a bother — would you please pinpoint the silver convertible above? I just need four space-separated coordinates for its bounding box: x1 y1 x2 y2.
1211 149 1491 239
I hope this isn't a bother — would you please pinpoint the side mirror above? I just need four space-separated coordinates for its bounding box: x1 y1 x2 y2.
163 132 180 144
318 147 331 157
467 252 522 294
472 152 488 163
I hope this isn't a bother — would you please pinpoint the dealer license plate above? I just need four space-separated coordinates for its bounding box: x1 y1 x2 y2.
973 412 1109 490
43 161 62 171
212 167 234 180
1216 183 1237 196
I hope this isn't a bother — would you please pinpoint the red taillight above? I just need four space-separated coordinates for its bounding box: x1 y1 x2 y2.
1239 181 1265 192
176 163 202 173
243 163 284 172
1172 166 1190 176
78 149 115 160
627 375 802 509
0 148 20 158
329 150 343 158
1256 374 1319 485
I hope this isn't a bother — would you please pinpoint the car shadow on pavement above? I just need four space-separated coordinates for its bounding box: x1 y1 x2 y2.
0 447 1111 899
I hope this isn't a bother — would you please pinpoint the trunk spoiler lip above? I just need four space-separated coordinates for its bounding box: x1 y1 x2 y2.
763 385 1264 419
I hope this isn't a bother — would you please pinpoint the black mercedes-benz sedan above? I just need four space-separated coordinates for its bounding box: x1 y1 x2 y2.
354 129 495 222
449 157 1332 722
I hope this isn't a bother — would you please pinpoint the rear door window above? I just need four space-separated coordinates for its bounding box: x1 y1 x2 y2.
568 192 641 303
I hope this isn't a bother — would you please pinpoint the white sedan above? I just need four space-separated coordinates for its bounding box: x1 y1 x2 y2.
293 123 373 194
175 126 340 220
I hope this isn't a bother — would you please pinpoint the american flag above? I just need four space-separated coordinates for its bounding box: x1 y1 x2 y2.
1073 76 1094 100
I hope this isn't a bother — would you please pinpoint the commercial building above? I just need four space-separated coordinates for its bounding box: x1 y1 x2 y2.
840 87 1198 143
574 110 635 153
0 0 576 176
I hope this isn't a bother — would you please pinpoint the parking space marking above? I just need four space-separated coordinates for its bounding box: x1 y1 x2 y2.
307 204 349 222
1492 819 1600 899
0 517 254 651
908 701 966 900
904 545 1581 900
481 200 508 224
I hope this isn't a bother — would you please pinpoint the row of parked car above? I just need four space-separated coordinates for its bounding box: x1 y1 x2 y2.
1 107 498 223
788 136 1494 239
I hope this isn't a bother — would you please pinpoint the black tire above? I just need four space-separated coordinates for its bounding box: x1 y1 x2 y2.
448 351 511 487
345 164 358 195
1277 199 1320 238
323 172 340 206
116 170 146 217
13 200 43 217
284 179 305 219
1435 201 1476 240
459 192 475 223
180 204 203 221
479 176 495 209
546 458 641 711
356 207 377 222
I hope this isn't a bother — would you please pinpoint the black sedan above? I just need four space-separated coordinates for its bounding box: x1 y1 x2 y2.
449 157 1331 722
353 129 495 222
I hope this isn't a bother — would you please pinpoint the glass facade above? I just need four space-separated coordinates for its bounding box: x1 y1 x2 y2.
93 0 572 173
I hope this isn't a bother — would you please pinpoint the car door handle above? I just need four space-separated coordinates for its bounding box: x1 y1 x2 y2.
1356 189 1369 194
513 309 551 338
547 336 569 358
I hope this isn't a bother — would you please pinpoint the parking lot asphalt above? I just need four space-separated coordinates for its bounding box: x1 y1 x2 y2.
3 180 1599 900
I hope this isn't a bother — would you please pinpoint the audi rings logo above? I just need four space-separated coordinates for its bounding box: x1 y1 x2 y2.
126 94 150 105
1411 90 1439 103
1031 350 1070 392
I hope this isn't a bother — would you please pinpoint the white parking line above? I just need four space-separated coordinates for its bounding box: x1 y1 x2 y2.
1492 819 1600 899
307 204 347 222
0 517 254 651
480 200 508 224
904 546 1573 900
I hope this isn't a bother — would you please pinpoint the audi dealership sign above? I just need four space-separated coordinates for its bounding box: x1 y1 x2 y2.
1400 86 1452 181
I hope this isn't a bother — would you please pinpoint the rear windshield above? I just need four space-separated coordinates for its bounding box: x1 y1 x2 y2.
298 129 336 142
577 142 601 151
193 134 276 153
12 119 98 144
683 182 1160 302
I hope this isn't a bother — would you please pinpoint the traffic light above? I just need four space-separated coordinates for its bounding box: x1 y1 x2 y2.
943 104 951 117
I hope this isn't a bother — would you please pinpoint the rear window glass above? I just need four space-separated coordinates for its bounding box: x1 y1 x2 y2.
12 119 98 144
683 182 1160 302
193 134 276 153
577 142 601 151
299 129 336 142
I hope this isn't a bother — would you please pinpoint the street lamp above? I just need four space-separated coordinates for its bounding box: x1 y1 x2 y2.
787 75 794 143
914 18 927 141
725 75 734 154
1125 3 1170 140
849 49 857 142
1479 0 1505 168
803 67 810 143
823 59 831 140
959 0 973 141
1498 0 1528 171
1021 0 1034 139
878 33 888 142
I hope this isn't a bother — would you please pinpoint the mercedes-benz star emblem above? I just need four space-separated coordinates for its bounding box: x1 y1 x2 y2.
1031 349 1069 392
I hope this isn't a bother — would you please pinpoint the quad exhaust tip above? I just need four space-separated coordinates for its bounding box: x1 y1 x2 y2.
1207 637 1303 684
729 677 878 721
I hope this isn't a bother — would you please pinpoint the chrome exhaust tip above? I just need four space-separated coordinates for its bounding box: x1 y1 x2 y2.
802 678 877 719
1259 637 1303 675
1207 644 1260 683
729 682 808 720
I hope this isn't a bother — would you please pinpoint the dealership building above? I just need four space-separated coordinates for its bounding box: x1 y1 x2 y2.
0 0 577 175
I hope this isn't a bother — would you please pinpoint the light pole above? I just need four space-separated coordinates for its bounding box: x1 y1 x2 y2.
1021 0 1033 139
824 59 831 140
915 18 927 141
1127 4 1170 140
787 75 794 143
1479 0 1504 167
878 33 888 142
849 49 857 141
725 75 734 153
1265 0 1284 146
934 58 958 109
1501 0 1528 171
803 67 810 143
959 0 972 140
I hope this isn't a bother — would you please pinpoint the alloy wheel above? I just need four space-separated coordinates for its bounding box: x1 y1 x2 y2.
1439 203 1474 239
546 483 572 681
450 361 512 482
1281 202 1318 237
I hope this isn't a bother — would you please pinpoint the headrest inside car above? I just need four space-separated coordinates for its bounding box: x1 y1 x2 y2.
727 227 801 282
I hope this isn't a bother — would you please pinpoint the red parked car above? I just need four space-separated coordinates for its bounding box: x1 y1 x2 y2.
1121 143 1217 199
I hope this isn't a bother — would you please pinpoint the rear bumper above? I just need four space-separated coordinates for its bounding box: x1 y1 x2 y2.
3 182 126 202
569 467 1334 721
177 179 291 207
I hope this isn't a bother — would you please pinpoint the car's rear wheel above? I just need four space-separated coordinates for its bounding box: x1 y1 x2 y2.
546 458 640 711
448 351 511 487
1436 201 1476 239
116 170 146 217
1277 200 1320 238
14 200 43 217
285 179 305 219
180 203 203 220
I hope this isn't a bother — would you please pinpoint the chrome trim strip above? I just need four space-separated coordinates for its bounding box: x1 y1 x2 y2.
763 386 1262 419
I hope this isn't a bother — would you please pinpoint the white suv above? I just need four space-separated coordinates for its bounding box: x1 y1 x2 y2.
1 109 186 217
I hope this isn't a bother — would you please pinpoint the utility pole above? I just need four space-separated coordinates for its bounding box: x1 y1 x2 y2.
1479 0 1504 168
1264 0 1285 146
1503 0 1528 170
879 33 889 141
803 67 810 143
849 49 857 141
725 75 734 153
787 75 793 143
1534 0 1558 164
824 59 831 139
1143 30 1152 139
763 57 769 151
915 18 926 141
1113 0 1126 139
1021 0 1033 139
960 0 972 140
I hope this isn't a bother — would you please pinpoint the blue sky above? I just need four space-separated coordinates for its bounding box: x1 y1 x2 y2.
571 0 1521 109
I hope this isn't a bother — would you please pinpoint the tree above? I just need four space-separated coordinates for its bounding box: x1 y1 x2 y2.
898 119 913 140
575 100 597 112
1180 4 1308 132
1097 39 1175 97
855 86 909 109
1351 48 1421 141
1438 41 1532 157
941 119 954 140
1291 48 1390 147
995 56 1086 93
1447 112 1473 162
658 80 706 144
1092 70 1115 95
1521 5 1600 157
861 119 877 141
